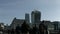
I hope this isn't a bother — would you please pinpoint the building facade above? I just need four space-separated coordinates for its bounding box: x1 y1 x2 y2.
42 20 54 31
52 21 59 30
0 23 4 30
10 17 25 29
31 10 41 24
25 13 30 23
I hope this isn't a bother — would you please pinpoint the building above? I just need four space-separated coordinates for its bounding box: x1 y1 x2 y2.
40 20 60 34
4 24 10 30
0 23 4 30
0 23 4 34
31 10 41 24
52 21 59 30
42 20 54 31
25 13 30 23
10 17 25 29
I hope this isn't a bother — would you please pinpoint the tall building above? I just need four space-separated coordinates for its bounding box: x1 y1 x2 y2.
31 10 41 24
25 13 30 23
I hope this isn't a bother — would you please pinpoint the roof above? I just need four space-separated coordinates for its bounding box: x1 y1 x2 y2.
10 17 25 26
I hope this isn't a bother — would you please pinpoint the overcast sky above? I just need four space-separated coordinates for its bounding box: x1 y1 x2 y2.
0 0 60 25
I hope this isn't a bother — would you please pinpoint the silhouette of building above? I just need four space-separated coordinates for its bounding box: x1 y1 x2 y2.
10 17 25 29
52 21 59 30
31 10 41 28
42 20 54 31
25 13 30 23
31 10 41 24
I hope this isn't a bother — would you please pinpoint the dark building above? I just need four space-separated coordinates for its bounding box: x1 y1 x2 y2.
52 21 59 30
31 10 41 24
25 13 30 23
10 17 25 29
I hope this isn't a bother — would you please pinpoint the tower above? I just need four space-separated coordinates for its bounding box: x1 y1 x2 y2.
25 13 30 23
31 10 41 24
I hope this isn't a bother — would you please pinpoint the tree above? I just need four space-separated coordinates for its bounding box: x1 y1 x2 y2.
32 24 38 34
7 29 10 34
11 29 15 34
21 21 30 34
39 21 48 34
15 25 21 34
29 28 33 34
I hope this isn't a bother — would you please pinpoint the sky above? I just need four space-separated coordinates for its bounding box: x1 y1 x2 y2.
0 0 60 25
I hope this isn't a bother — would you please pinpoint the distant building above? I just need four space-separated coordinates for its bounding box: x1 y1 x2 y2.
4 24 10 30
10 17 25 29
42 20 54 31
52 21 59 30
25 13 30 23
31 10 41 24
0 23 4 30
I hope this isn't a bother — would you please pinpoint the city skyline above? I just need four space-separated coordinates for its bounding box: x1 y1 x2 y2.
0 0 60 24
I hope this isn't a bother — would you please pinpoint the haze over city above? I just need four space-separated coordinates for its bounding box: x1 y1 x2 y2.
0 0 60 24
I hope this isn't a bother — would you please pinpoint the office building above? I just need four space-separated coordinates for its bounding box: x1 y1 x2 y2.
25 13 30 23
31 10 41 24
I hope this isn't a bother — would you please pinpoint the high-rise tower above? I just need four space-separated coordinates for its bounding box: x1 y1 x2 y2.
31 10 41 24
25 13 30 23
